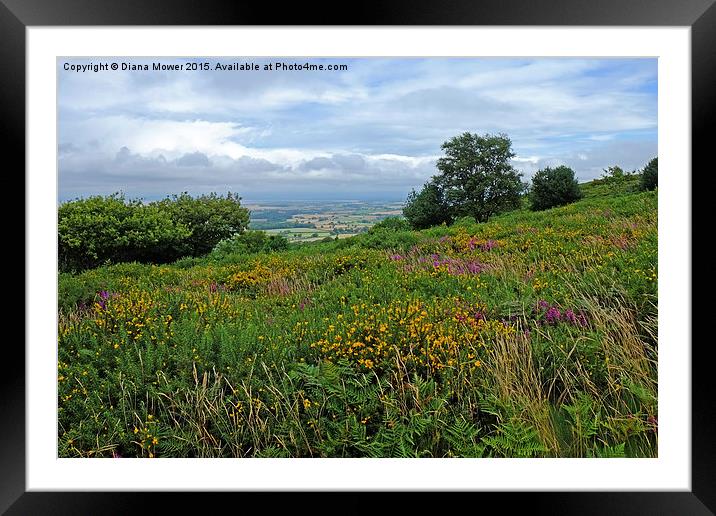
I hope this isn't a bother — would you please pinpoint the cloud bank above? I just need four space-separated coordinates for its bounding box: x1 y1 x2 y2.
58 57 657 201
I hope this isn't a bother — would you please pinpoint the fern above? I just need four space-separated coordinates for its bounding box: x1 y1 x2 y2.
481 419 548 458
444 415 484 457
562 394 600 440
589 442 626 458
559 392 604 456
256 445 291 458
478 393 507 418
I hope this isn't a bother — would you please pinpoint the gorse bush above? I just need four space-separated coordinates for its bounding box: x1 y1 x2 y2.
530 166 583 211
639 157 657 191
58 192 249 272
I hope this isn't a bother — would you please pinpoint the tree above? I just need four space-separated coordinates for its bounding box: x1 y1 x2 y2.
403 181 452 229
640 157 658 191
530 165 583 211
433 132 524 222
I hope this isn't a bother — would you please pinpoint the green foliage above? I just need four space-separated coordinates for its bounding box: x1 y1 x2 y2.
403 181 452 229
338 215 421 251
639 157 658 191
369 216 411 233
58 187 658 458
444 416 484 457
211 230 289 258
481 418 548 458
530 165 583 211
452 215 478 229
58 192 249 271
590 442 626 458
434 132 525 223
156 192 250 256
580 173 641 198
403 132 527 228
58 193 192 272
561 393 601 455
340 231 421 252
600 165 639 189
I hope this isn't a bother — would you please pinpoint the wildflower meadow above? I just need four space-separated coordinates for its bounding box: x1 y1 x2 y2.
58 184 657 458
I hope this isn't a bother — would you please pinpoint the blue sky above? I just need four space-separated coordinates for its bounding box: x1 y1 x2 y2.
58 57 657 201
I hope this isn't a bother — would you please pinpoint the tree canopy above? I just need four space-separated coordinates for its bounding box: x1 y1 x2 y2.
404 132 525 227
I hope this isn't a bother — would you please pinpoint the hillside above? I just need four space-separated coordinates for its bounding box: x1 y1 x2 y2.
58 186 658 458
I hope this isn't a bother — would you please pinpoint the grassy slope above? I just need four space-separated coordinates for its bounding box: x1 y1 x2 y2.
58 183 657 458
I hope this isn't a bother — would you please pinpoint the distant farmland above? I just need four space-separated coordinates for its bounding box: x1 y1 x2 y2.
246 200 403 242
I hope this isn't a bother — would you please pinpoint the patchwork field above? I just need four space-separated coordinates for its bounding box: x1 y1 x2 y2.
246 200 403 242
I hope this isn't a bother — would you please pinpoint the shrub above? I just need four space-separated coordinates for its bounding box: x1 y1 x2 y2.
530 166 583 211
639 157 658 191
211 230 289 258
452 215 478 228
600 165 635 186
156 192 250 256
58 194 192 271
369 216 411 233
353 230 420 251
58 192 250 271
403 182 452 229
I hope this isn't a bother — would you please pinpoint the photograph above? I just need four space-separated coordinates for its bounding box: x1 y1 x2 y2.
56 56 659 459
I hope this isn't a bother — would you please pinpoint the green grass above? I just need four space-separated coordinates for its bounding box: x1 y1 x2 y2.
579 174 641 198
58 186 657 458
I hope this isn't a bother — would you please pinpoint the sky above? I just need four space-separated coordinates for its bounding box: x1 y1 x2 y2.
58 57 657 202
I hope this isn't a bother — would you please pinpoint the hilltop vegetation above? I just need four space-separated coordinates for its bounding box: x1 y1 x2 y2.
58 181 658 458
58 192 250 272
402 131 656 230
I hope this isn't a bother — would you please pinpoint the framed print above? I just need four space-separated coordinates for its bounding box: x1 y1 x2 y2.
6 0 713 513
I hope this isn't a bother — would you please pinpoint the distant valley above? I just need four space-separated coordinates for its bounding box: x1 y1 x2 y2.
245 200 404 242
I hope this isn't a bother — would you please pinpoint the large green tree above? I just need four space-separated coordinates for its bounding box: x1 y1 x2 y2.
433 132 525 223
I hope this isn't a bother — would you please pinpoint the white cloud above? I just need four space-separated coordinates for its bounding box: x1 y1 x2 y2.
58 57 657 200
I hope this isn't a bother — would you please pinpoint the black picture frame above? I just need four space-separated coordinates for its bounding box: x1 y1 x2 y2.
6 0 712 513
